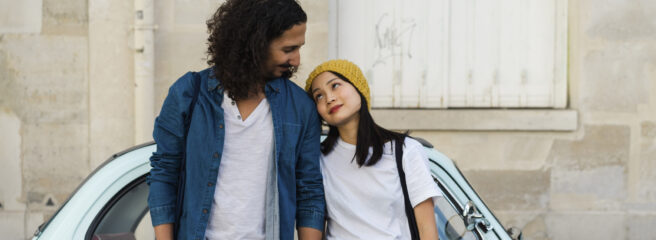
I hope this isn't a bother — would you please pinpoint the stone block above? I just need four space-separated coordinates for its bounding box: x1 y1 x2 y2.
413 131 552 171
550 165 625 211
0 108 25 211
548 124 630 170
639 121 656 200
581 0 656 42
173 0 222 25
154 32 209 111
627 214 656 240
25 211 44 238
0 0 42 33
0 35 88 125
494 211 548 240
42 0 88 35
461 170 550 211
0 211 26 239
576 0 656 112
580 46 654 112
643 121 656 138
21 122 89 206
546 212 625 240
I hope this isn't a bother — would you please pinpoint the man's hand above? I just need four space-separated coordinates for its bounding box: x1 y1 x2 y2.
154 223 174 240
297 227 323 240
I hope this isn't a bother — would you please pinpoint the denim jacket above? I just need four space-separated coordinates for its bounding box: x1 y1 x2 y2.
147 68 325 240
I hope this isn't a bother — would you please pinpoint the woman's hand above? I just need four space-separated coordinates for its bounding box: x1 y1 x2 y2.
414 198 439 240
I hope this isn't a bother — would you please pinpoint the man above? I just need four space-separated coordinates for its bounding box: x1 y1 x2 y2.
147 0 325 239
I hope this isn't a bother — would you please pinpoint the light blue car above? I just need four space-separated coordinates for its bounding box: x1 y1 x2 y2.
32 137 522 240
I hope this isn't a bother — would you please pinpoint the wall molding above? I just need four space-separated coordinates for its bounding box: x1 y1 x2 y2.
371 109 578 131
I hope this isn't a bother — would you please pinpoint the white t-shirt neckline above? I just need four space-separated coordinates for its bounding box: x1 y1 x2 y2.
224 93 269 125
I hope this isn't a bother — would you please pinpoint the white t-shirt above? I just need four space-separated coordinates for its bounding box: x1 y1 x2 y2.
321 137 442 240
205 93 274 240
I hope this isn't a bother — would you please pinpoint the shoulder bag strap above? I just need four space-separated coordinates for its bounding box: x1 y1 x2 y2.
395 136 421 240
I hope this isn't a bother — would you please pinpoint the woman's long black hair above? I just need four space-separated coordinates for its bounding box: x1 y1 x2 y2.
319 72 407 167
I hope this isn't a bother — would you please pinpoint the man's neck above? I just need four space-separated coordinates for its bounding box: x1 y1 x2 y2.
234 91 266 121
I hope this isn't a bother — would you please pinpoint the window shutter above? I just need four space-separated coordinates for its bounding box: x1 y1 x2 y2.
330 0 567 108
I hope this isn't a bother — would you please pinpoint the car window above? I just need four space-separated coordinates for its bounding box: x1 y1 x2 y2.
429 156 481 240
435 195 479 240
86 175 154 240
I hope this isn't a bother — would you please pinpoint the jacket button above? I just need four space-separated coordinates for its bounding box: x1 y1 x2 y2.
219 124 223 129
202 209 208 214
207 182 213 187
213 152 219 158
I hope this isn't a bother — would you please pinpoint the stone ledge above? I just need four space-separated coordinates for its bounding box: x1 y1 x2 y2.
371 109 578 131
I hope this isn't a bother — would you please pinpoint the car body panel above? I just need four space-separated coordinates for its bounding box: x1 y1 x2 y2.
35 145 154 239
34 141 513 240
426 149 510 240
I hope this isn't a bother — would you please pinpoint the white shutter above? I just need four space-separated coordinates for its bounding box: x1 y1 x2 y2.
331 0 567 108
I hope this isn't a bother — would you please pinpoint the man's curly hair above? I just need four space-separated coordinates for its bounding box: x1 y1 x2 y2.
206 0 307 101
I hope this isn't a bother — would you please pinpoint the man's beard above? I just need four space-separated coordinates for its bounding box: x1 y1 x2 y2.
270 64 297 80
280 65 297 79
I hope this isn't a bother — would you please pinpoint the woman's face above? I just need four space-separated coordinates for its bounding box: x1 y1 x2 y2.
310 72 362 127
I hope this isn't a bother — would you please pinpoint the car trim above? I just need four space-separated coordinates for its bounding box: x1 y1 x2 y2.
35 142 156 237
432 158 506 239
452 163 505 239
84 174 149 240
431 159 484 240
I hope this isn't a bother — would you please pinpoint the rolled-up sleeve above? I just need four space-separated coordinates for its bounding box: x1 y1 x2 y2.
147 77 188 227
294 109 326 231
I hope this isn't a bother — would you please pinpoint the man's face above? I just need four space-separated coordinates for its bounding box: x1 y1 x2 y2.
264 23 307 78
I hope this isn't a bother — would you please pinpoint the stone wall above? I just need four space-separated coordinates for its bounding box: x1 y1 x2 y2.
412 0 656 239
0 0 654 239
1 0 91 238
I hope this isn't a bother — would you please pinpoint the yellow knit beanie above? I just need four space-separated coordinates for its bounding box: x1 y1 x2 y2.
305 59 371 109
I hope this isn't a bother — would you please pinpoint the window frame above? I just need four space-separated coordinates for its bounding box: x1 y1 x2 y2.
328 0 578 119
327 0 572 131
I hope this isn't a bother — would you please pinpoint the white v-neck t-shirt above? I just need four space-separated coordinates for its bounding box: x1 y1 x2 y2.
205 92 274 240
321 137 442 240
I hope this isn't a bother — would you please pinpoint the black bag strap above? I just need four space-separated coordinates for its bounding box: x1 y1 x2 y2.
395 136 421 240
174 72 201 237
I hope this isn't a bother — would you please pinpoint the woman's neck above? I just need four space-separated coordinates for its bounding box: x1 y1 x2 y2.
337 116 359 145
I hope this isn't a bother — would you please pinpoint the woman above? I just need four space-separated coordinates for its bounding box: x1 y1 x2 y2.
305 59 441 239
